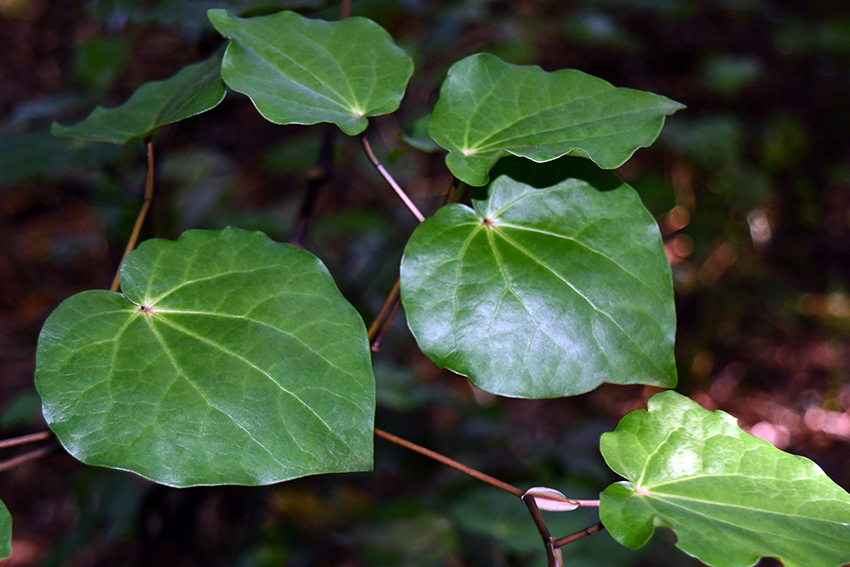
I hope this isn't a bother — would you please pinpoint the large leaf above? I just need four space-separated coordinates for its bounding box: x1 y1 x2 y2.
428 53 684 186
0 499 9 560
52 50 226 144
35 228 375 487
209 9 414 136
399 169 676 398
600 391 850 567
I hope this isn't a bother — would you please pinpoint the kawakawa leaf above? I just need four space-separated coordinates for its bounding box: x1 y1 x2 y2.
0 499 9 560
428 53 684 186
400 171 676 398
209 9 414 136
600 391 850 567
52 50 225 144
35 228 375 487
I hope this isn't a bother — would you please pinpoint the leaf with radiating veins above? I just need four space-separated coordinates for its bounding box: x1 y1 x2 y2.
209 9 413 135
400 168 676 398
35 228 375 487
600 391 850 567
428 53 684 186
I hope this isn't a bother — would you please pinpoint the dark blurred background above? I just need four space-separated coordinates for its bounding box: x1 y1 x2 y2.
1 0 849 566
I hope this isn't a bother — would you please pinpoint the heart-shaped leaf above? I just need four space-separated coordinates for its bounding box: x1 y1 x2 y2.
400 169 676 398
428 53 684 186
35 228 375 487
600 391 850 567
0 500 9 560
209 9 414 136
52 50 225 144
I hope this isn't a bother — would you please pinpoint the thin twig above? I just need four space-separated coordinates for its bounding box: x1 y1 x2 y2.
339 0 351 18
374 427 523 497
360 133 425 222
0 430 53 450
522 493 560 567
553 522 604 548
111 140 155 292
0 444 58 474
290 125 336 247
371 298 401 352
367 278 400 343
444 177 460 206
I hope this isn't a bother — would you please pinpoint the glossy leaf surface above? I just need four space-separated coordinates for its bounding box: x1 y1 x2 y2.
600 391 850 567
428 53 684 185
400 172 676 398
209 10 413 136
35 228 375 487
0 500 9 559
52 51 225 144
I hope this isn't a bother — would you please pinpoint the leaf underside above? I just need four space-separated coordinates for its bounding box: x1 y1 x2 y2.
600 391 850 567
52 50 225 144
400 170 677 398
428 53 685 186
209 9 414 135
35 228 375 487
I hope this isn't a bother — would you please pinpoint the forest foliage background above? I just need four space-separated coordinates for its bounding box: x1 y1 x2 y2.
1 0 849 565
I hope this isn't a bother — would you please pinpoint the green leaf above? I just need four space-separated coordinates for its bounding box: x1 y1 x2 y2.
209 9 414 136
428 53 684 186
0 130 134 188
35 227 375 487
52 50 226 144
399 169 676 398
0 499 9 560
600 391 850 567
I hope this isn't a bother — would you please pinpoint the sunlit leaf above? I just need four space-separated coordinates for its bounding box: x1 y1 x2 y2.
428 53 683 186
600 391 850 567
209 9 413 136
52 50 226 144
0 499 9 560
35 228 375 487
400 170 676 398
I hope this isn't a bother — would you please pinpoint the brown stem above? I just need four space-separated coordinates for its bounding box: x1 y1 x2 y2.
339 0 351 18
111 140 155 292
0 444 58 474
374 427 523 497
0 430 53 450
367 279 400 343
360 133 425 222
522 493 560 567
444 178 460 206
290 125 336 247
553 522 604 548
371 298 401 352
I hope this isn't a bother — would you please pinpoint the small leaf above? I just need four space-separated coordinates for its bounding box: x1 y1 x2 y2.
428 53 684 186
209 9 414 136
52 50 226 144
523 487 580 512
0 499 9 560
35 228 375 487
600 391 850 567
400 168 676 398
